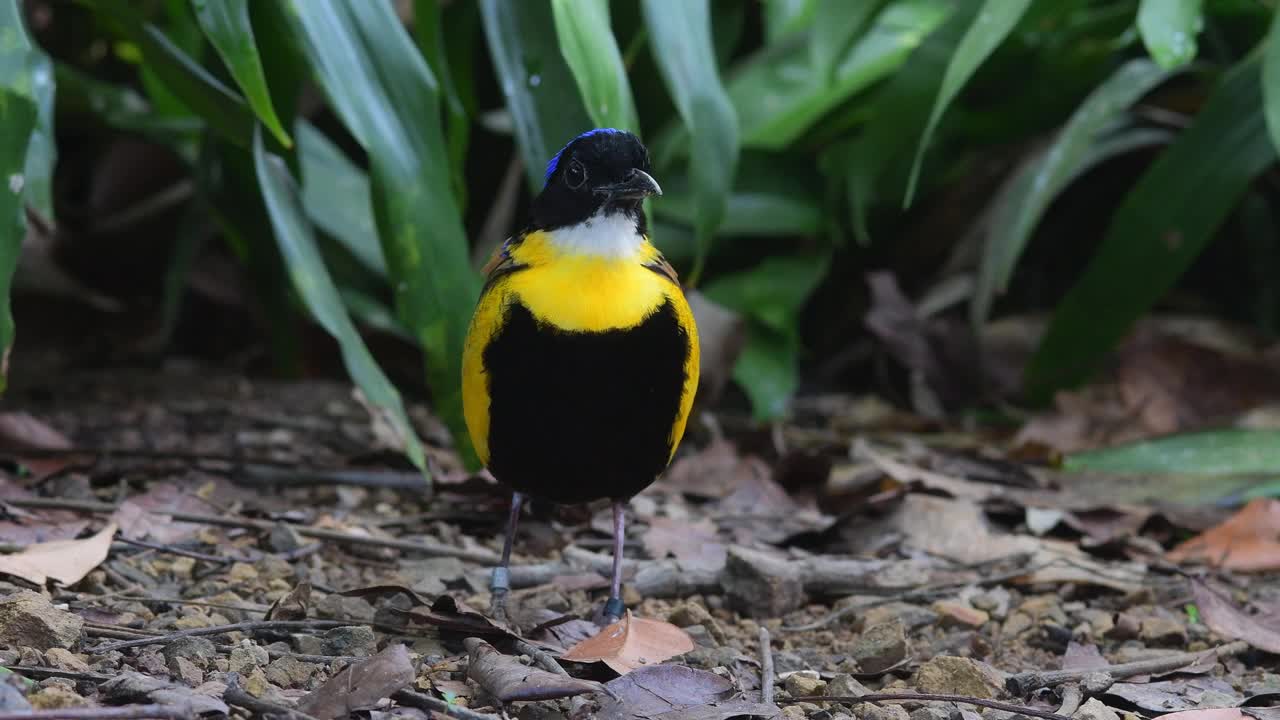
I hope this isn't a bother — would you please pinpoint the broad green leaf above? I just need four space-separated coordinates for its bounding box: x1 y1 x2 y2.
191 0 292 147
479 0 592 189
22 55 55 221
296 123 385 277
811 0 885 80
1137 0 1203 70
904 0 1033 206
1026 53 1276 400
734 324 799 421
1263 9 1280 157
764 0 816 45
972 59 1172 325
86 0 254 146
253 127 426 474
642 0 740 284
288 0 481 461
0 0 38 392
54 63 202 141
414 0 472 209
726 0 950 150
655 151 823 237
1065 430 1280 476
552 0 639 132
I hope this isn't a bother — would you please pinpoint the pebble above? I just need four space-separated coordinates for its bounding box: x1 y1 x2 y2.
932 600 990 628
915 656 1005 699
852 620 908 673
911 707 952 720
668 601 729 645
169 656 204 687
784 673 827 697
265 656 320 688
825 674 869 698
1107 612 1141 640
26 684 89 710
0 591 84 651
163 637 218 670
781 707 808 720
227 562 259 583
861 602 938 630
721 546 805 617
228 642 270 672
1073 698 1120 720
169 556 196 579
44 648 90 672
292 633 327 656
864 705 911 720
1076 609 1115 640
324 625 378 657
243 666 271 698
1140 617 1187 646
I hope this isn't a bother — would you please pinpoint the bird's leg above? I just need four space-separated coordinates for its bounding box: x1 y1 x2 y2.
489 491 524 622
603 501 627 622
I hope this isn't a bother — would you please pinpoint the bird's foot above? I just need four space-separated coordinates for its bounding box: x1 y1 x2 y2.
601 596 625 624
489 566 511 623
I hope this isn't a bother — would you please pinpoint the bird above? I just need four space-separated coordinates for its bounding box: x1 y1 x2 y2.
461 128 700 623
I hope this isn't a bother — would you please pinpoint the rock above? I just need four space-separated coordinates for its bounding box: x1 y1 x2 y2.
865 705 911 720
169 656 204 686
721 547 804 617
163 636 218 670
169 556 196 579
1073 698 1120 720
668 601 729 645
915 656 1005 699
26 685 89 710
1001 612 1033 637
781 707 808 720
292 633 327 656
0 591 83 650
1106 612 1141 640
932 601 990 628
969 588 1010 619
911 707 952 720
862 602 938 630
1140 617 1187 646
265 656 320 688
243 667 271 698
1018 596 1068 625
323 625 378 657
315 595 376 622
228 642 270 672
0 681 31 712
852 620 908 673
402 557 466 596
826 674 869 698
44 648 89 672
784 673 827 697
1077 610 1115 640
227 562 260 583
269 522 305 553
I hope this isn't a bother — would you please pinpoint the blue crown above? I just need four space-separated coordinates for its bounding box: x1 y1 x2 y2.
543 128 625 186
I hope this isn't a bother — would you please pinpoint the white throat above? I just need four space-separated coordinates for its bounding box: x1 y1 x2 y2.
546 210 644 259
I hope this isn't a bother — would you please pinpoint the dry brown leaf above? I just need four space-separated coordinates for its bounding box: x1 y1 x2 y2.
1191 580 1280 654
464 637 601 702
0 522 117 585
1157 709 1245 720
297 643 415 720
593 664 780 720
0 412 71 451
662 438 759 500
561 610 695 674
642 516 726 572
1167 499 1280 571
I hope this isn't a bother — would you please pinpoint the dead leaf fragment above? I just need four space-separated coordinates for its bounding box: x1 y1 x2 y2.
0 412 71 451
642 516 726 572
561 611 695 674
1168 499 1280 571
297 643 415 720
0 522 117 585
265 581 311 622
1191 581 1280 654
464 637 600 702
1159 711 1246 720
593 664 779 720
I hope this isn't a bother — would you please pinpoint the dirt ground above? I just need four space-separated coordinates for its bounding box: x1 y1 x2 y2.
0 364 1277 720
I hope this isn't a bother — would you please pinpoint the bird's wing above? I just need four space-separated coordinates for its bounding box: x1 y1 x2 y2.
481 237 525 289
643 250 681 286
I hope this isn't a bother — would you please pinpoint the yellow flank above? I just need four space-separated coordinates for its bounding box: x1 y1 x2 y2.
461 230 700 467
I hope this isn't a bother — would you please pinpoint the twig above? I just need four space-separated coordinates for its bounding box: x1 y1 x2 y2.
0 706 194 720
225 673 322 720
114 537 231 565
91 619 350 653
67 594 272 614
789 693 1071 720
513 638 568 677
759 626 775 704
1057 685 1083 717
393 689 502 720
6 665 112 683
5 497 499 564
1004 640 1250 695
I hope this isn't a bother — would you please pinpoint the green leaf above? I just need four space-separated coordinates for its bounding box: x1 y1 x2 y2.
1025 53 1276 400
972 59 1172 325
764 0 816 45
0 0 39 392
642 0 740 284
54 62 202 141
86 0 255 146
654 151 823 237
552 0 638 132
414 0 472 210
811 0 885 80
479 0 593 189
253 126 426 474
22 54 55 221
1065 429 1280 476
734 323 799 422
190 0 292 147
288 0 481 462
904 0 1033 206
296 123 385 277
1137 0 1203 70
1263 8 1280 156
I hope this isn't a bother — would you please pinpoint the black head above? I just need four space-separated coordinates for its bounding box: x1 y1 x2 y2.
528 128 661 233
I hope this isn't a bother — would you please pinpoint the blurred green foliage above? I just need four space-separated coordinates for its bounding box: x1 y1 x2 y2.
4 0 1280 474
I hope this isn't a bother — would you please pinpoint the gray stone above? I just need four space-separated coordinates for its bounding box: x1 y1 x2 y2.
0 591 83 650
1139 617 1187 646
265 655 319 688
1072 698 1120 720
168 656 203 687
228 642 269 672
826 674 869 699
402 557 466 596
292 633 327 656
162 636 218 670
910 707 952 720
323 625 377 657
784 673 826 697
864 705 911 720
915 656 1005 699
861 602 939 630
720 547 804 618
852 620 908 673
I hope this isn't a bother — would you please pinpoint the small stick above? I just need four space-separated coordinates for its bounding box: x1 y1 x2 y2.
90 619 350 653
393 689 502 720
513 638 568 677
113 537 231 565
6 497 499 564
759 626 775 704
1057 685 1083 717
0 706 193 720
789 693 1071 720
6 665 112 683
1003 640 1250 695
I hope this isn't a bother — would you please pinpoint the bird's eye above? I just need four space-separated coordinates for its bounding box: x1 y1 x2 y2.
565 160 587 189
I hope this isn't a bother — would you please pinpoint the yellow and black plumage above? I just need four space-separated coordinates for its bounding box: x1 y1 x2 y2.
462 128 699 620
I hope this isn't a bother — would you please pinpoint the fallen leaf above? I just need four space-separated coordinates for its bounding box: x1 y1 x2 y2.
642 516 727 572
663 439 759 500
112 482 211 544
1191 580 1280 654
1168 499 1280 571
0 522 117 585
100 671 229 715
464 637 600 702
265 581 311 621
0 518 88 545
405 595 519 641
1106 677 1243 714
1061 641 1108 671
561 610 695 674
593 664 779 720
297 643 416 720
1158 710 1246 720
0 412 71 451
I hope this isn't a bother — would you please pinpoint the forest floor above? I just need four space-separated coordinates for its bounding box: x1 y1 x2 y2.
0 364 1277 720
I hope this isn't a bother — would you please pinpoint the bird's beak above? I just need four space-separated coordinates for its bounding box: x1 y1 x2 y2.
597 168 662 200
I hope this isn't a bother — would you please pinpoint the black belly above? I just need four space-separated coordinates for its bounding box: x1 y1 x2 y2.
484 299 690 504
